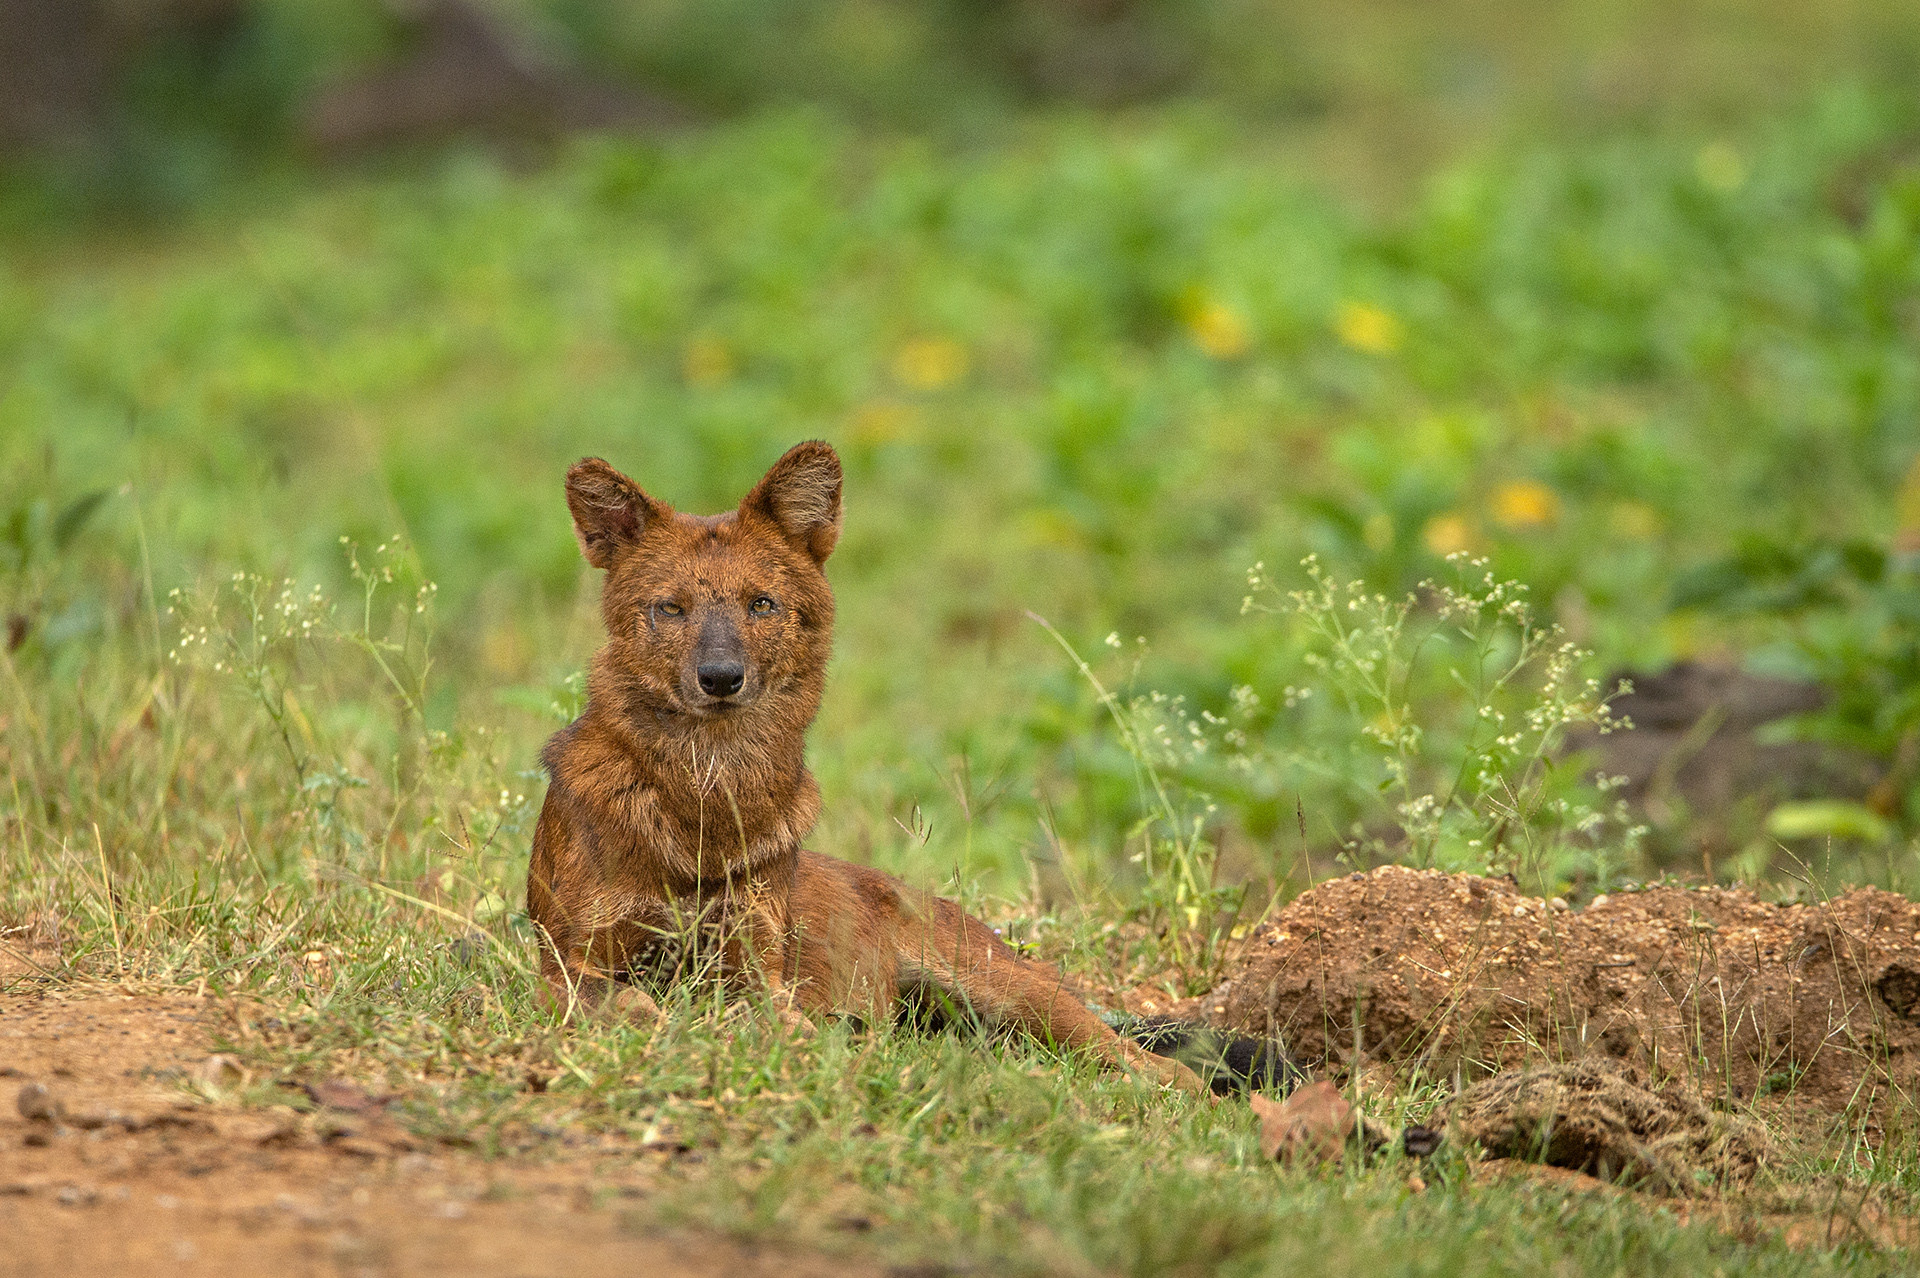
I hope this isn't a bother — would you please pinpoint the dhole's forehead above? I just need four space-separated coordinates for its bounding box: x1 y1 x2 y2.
618 510 811 593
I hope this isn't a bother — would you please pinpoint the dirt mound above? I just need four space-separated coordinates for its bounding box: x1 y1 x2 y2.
1449 1059 1774 1195
1205 866 1920 1116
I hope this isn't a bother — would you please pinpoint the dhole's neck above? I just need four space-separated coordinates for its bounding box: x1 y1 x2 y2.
594 698 812 785
561 666 822 888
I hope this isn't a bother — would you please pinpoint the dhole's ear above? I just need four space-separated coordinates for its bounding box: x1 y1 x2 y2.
743 441 843 564
565 458 660 569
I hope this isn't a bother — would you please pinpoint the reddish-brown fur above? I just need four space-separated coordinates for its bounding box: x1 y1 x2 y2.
526 442 1206 1095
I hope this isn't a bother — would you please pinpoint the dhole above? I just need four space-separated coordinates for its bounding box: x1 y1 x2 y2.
526 441 1211 1095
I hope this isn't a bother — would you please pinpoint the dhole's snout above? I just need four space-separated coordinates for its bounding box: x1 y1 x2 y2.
697 660 745 697
690 615 750 705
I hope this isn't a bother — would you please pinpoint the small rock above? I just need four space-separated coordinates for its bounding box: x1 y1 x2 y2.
196 1054 245 1094
302 1079 386 1114
16 1082 58 1123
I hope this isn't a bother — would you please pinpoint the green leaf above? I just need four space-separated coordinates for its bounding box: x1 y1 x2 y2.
1763 800 1892 844
53 489 112 550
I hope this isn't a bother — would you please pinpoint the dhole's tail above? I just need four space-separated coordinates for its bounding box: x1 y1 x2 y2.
1105 1012 1308 1097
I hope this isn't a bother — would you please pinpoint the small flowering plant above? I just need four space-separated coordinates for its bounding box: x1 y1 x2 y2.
1238 553 1644 887
1034 554 1642 987
167 537 532 908
1032 616 1246 986
169 539 436 786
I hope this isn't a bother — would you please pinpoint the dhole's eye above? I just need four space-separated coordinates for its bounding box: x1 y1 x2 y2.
749 595 776 615
656 601 684 617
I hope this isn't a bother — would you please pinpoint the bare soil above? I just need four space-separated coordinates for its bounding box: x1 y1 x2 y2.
0 987 878 1278
1573 660 1881 845
9 866 1920 1268
1200 866 1920 1120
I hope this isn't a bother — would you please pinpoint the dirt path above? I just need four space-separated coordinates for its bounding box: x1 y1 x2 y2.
0 987 878 1278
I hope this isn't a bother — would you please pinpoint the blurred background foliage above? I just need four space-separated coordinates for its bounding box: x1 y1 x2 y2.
5 0 1920 927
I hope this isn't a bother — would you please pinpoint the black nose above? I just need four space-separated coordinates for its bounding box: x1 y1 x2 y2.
697 662 745 698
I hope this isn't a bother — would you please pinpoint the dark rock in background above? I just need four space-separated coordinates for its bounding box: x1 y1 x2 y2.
1570 660 1880 851
301 0 686 154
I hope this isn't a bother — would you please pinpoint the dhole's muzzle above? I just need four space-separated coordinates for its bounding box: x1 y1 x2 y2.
689 611 750 706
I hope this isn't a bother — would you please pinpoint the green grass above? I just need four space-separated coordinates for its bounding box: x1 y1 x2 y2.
175 948 1918 1275
8 94 1920 892
6 18 1920 1272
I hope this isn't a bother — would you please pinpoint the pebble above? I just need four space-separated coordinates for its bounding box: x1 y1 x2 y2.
196 1054 245 1094
16 1082 57 1123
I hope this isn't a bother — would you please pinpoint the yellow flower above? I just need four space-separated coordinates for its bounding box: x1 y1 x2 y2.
1608 500 1662 541
892 337 968 391
1362 512 1394 552
1183 295 1252 360
481 623 526 676
681 335 732 387
1335 302 1402 355
1660 611 1702 658
1695 142 1747 193
1491 480 1560 529
1422 512 1474 556
850 401 915 446
1891 453 1920 554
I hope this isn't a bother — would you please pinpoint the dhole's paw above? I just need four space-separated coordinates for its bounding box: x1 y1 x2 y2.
720 998 818 1040
775 1003 817 1040
604 984 665 1026
1128 1043 1211 1098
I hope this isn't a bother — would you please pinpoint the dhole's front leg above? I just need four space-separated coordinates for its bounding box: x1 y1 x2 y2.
538 963 665 1025
534 933 666 1026
702 856 819 1038
724 892 817 1038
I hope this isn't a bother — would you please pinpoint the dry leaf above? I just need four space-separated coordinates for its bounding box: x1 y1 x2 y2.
1251 1080 1354 1164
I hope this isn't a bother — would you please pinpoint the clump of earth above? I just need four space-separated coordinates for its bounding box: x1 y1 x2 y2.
1177 865 1920 1123
1449 1058 1775 1195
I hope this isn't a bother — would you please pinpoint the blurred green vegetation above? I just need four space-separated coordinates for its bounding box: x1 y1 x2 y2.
8 12 1920 1267
12 0 1920 215
6 0 1920 921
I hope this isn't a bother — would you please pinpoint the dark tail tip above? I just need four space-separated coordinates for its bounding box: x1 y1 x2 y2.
1114 1014 1309 1097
